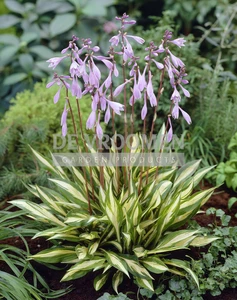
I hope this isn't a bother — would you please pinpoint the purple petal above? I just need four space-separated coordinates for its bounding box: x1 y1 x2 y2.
113 64 119 77
104 107 111 123
71 76 82 98
96 122 103 140
109 35 120 46
86 111 96 129
152 59 164 70
172 103 179 119
126 35 145 44
113 81 129 97
168 50 185 68
179 107 192 124
141 102 147 120
107 100 124 114
171 87 181 102
54 87 61 104
167 117 173 142
179 84 190 97
62 123 67 137
46 80 56 88
169 38 186 48
102 59 113 70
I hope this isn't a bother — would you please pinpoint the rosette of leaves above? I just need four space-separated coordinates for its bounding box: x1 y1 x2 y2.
11 146 218 293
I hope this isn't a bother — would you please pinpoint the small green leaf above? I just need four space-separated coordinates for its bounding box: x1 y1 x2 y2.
94 272 110 291
228 197 237 210
3 73 28 85
21 32 39 44
0 34 19 45
30 45 55 59
5 0 25 14
19 54 34 73
0 45 19 67
50 13 77 37
112 271 123 294
82 0 115 17
0 15 20 29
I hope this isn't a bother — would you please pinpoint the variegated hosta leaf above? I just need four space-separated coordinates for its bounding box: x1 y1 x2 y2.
112 270 123 294
122 257 154 280
141 257 169 274
135 276 154 291
173 160 201 189
169 187 215 229
30 146 66 178
147 230 198 254
190 236 220 247
30 247 77 263
164 259 199 288
10 200 64 226
104 183 123 242
49 178 89 208
104 251 130 278
151 195 181 245
33 226 78 239
94 271 110 291
62 258 106 281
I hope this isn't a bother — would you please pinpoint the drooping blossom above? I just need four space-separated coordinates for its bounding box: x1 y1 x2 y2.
169 37 186 48
46 56 67 69
167 116 173 143
61 105 68 136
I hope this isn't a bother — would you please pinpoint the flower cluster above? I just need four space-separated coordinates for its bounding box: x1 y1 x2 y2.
46 13 191 142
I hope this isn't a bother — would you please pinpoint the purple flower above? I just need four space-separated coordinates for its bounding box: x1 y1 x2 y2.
179 107 192 124
152 59 164 70
126 35 145 44
46 56 67 69
107 100 124 115
172 102 179 119
71 76 82 98
169 38 186 48
132 75 141 100
141 98 147 120
61 105 68 136
147 71 157 107
168 50 185 68
54 86 62 104
96 122 103 140
171 87 181 102
167 116 173 142
86 111 96 129
178 83 190 97
109 34 120 46
104 107 111 123
70 61 80 77
113 80 130 97
138 65 147 91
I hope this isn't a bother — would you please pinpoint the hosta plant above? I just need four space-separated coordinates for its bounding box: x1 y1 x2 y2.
10 13 218 294
11 149 217 292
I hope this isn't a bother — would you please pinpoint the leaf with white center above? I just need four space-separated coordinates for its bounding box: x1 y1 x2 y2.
30 248 76 263
79 231 100 240
35 186 66 216
33 226 78 239
123 257 154 280
30 147 60 175
112 270 123 294
89 241 99 255
104 251 130 278
141 257 168 274
164 259 199 288
104 241 123 253
173 160 201 189
104 182 123 242
192 165 215 188
10 200 64 226
49 179 88 207
148 230 198 254
190 236 220 247
94 272 110 291
135 277 154 291
62 258 106 281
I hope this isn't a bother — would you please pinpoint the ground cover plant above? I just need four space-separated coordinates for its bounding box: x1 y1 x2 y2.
6 13 221 299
